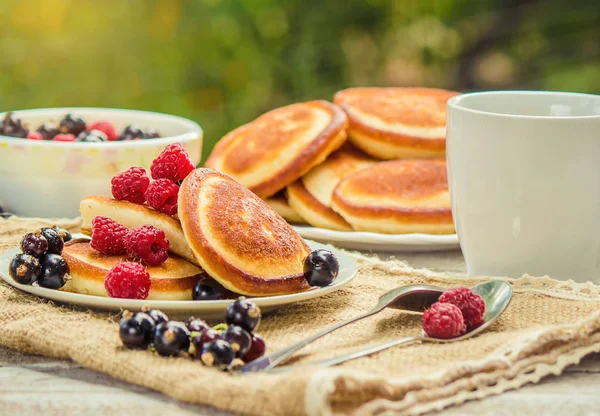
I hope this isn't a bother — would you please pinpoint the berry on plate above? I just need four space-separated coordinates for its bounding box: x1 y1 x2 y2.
422 302 466 339
90 216 128 255
9 253 41 285
145 178 179 215
439 287 486 330
150 143 195 182
36 122 59 140
192 280 225 301
303 249 339 287
124 224 170 266
104 262 151 299
40 227 64 255
20 231 49 257
111 166 151 205
38 253 70 289
88 121 118 141
26 132 44 141
59 114 86 136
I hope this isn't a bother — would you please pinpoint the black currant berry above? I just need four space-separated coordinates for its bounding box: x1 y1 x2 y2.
303 249 339 287
77 129 107 142
190 328 220 358
20 231 48 257
59 114 86 136
9 253 41 285
40 227 64 255
38 254 70 289
186 317 210 333
220 325 252 358
145 309 169 325
1 112 29 138
225 298 261 333
192 280 225 301
36 122 59 140
153 321 190 357
200 339 235 368
119 310 156 349
52 226 72 242
120 125 144 140
242 333 266 363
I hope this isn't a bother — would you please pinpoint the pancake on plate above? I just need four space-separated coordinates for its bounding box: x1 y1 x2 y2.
80 196 197 266
204 100 348 198
178 168 311 296
264 192 305 224
62 241 206 300
331 159 455 234
287 143 374 231
334 87 459 160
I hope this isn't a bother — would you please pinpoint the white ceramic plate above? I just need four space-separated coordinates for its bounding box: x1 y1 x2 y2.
293 225 459 252
0 238 357 320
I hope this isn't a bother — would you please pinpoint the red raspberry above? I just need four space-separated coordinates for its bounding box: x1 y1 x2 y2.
145 179 179 215
88 121 118 141
53 133 76 142
26 132 44 141
150 143 195 182
124 225 170 266
90 216 128 255
111 167 150 204
439 287 486 330
422 302 466 339
104 262 150 299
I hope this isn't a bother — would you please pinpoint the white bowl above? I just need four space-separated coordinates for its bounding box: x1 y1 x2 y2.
0 108 203 218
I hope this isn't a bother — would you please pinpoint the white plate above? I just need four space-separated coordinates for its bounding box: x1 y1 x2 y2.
293 225 459 252
0 238 357 320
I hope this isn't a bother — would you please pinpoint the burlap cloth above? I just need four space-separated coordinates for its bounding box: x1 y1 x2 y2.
2 217 600 415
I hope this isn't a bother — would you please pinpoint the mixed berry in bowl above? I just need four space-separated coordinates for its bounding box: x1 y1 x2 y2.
0 112 161 142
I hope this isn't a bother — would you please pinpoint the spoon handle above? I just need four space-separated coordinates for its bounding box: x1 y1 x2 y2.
313 336 421 368
239 307 382 373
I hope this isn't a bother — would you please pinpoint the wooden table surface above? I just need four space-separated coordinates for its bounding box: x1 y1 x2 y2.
2 249 600 415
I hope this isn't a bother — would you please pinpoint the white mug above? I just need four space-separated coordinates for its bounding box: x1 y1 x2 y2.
446 91 600 283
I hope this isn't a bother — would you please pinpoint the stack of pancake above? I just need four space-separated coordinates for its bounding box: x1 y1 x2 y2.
65 169 312 299
205 88 459 235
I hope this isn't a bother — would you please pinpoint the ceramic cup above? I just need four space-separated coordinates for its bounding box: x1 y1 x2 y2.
446 91 600 283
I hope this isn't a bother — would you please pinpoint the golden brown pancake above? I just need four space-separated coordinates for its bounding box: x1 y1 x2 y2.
334 88 459 160
264 192 305 224
79 196 198 266
287 144 374 231
178 168 311 296
204 100 348 198
331 159 455 234
62 241 206 300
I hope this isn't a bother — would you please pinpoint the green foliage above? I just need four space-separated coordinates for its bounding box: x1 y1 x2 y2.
0 0 598 159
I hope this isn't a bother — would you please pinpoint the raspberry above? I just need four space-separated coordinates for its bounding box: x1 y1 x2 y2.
53 133 76 142
150 143 195 182
439 287 486 330
88 121 118 141
90 216 128 255
145 179 179 215
422 302 466 339
111 167 150 204
26 132 44 141
124 225 170 266
104 262 150 299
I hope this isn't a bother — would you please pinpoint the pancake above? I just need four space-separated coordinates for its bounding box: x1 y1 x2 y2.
334 87 459 160
287 144 374 231
80 196 197 266
204 100 348 198
178 168 311 296
264 192 305 224
62 241 206 300
331 159 455 234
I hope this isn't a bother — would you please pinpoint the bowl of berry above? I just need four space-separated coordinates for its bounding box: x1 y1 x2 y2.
0 107 202 218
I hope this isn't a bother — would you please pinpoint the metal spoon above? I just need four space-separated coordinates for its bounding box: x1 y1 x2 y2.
240 280 512 373
239 284 450 373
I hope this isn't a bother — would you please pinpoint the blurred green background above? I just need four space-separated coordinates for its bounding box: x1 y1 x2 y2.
1 0 598 160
